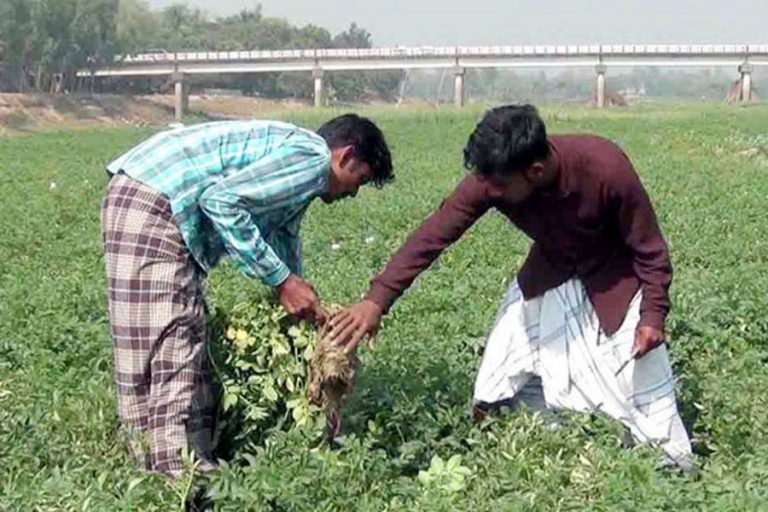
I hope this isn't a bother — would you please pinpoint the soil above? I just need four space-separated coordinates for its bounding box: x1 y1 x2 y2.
0 93 309 134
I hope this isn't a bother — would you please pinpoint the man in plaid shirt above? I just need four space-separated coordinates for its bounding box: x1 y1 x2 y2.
101 114 393 476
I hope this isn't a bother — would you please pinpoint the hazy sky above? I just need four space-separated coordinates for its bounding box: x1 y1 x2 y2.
147 0 768 47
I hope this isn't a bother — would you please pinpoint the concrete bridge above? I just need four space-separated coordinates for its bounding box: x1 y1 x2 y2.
78 44 768 119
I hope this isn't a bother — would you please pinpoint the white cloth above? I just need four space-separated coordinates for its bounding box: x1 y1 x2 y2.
473 279 693 470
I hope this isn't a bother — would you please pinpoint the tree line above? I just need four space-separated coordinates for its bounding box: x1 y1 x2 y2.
0 0 400 101
0 1 753 103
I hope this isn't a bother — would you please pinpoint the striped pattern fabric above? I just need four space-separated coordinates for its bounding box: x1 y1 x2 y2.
106 120 331 286
101 174 217 475
473 278 693 471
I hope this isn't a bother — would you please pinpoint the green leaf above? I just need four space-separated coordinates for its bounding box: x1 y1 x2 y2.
263 383 278 402
126 476 144 494
222 392 239 411
446 454 462 470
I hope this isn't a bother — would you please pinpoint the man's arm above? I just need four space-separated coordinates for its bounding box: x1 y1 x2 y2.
199 139 329 323
329 173 492 347
611 151 672 355
266 218 304 277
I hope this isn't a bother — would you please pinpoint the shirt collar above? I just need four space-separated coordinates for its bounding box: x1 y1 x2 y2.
314 142 333 199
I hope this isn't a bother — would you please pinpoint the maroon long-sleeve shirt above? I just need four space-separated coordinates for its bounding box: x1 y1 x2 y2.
366 135 672 336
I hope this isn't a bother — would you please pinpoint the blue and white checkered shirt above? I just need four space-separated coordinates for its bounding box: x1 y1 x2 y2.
107 120 331 287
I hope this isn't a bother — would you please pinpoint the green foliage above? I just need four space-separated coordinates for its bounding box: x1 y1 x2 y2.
418 455 474 493
0 0 118 92
1 104 768 509
0 1 398 101
208 297 325 456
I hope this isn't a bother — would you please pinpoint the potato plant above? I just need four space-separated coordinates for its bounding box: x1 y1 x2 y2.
208 298 326 455
2 103 768 510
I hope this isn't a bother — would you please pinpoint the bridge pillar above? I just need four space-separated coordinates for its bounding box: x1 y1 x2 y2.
313 68 325 108
453 66 466 107
739 63 753 103
595 64 607 108
173 72 188 121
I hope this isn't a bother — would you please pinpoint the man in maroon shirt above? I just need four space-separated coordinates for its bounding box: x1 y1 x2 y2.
329 104 693 470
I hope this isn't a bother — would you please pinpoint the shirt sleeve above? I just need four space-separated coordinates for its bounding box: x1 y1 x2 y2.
611 152 673 331
265 217 304 277
199 139 328 287
366 174 492 311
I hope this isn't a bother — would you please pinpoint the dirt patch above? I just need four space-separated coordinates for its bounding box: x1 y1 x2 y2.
149 94 310 119
0 93 304 134
0 94 171 134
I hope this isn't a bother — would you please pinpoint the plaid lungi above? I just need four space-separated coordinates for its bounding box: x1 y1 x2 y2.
474 278 693 471
101 173 217 475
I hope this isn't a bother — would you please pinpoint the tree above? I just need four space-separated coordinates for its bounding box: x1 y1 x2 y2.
155 4 207 51
115 0 160 55
208 6 264 50
0 1 401 100
0 0 35 90
328 23 401 102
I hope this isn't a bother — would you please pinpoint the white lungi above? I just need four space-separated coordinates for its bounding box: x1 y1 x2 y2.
473 279 693 470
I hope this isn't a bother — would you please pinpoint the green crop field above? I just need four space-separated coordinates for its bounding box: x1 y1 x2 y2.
1 103 767 510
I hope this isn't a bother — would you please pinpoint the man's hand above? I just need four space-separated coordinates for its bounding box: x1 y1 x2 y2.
633 325 665 358
326 300 383 352
276 274 326 326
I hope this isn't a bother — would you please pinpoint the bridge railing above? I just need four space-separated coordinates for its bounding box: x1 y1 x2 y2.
115 44 768 64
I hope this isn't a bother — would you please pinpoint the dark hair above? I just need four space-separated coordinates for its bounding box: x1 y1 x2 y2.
317 114 394 187
463 104 550 178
